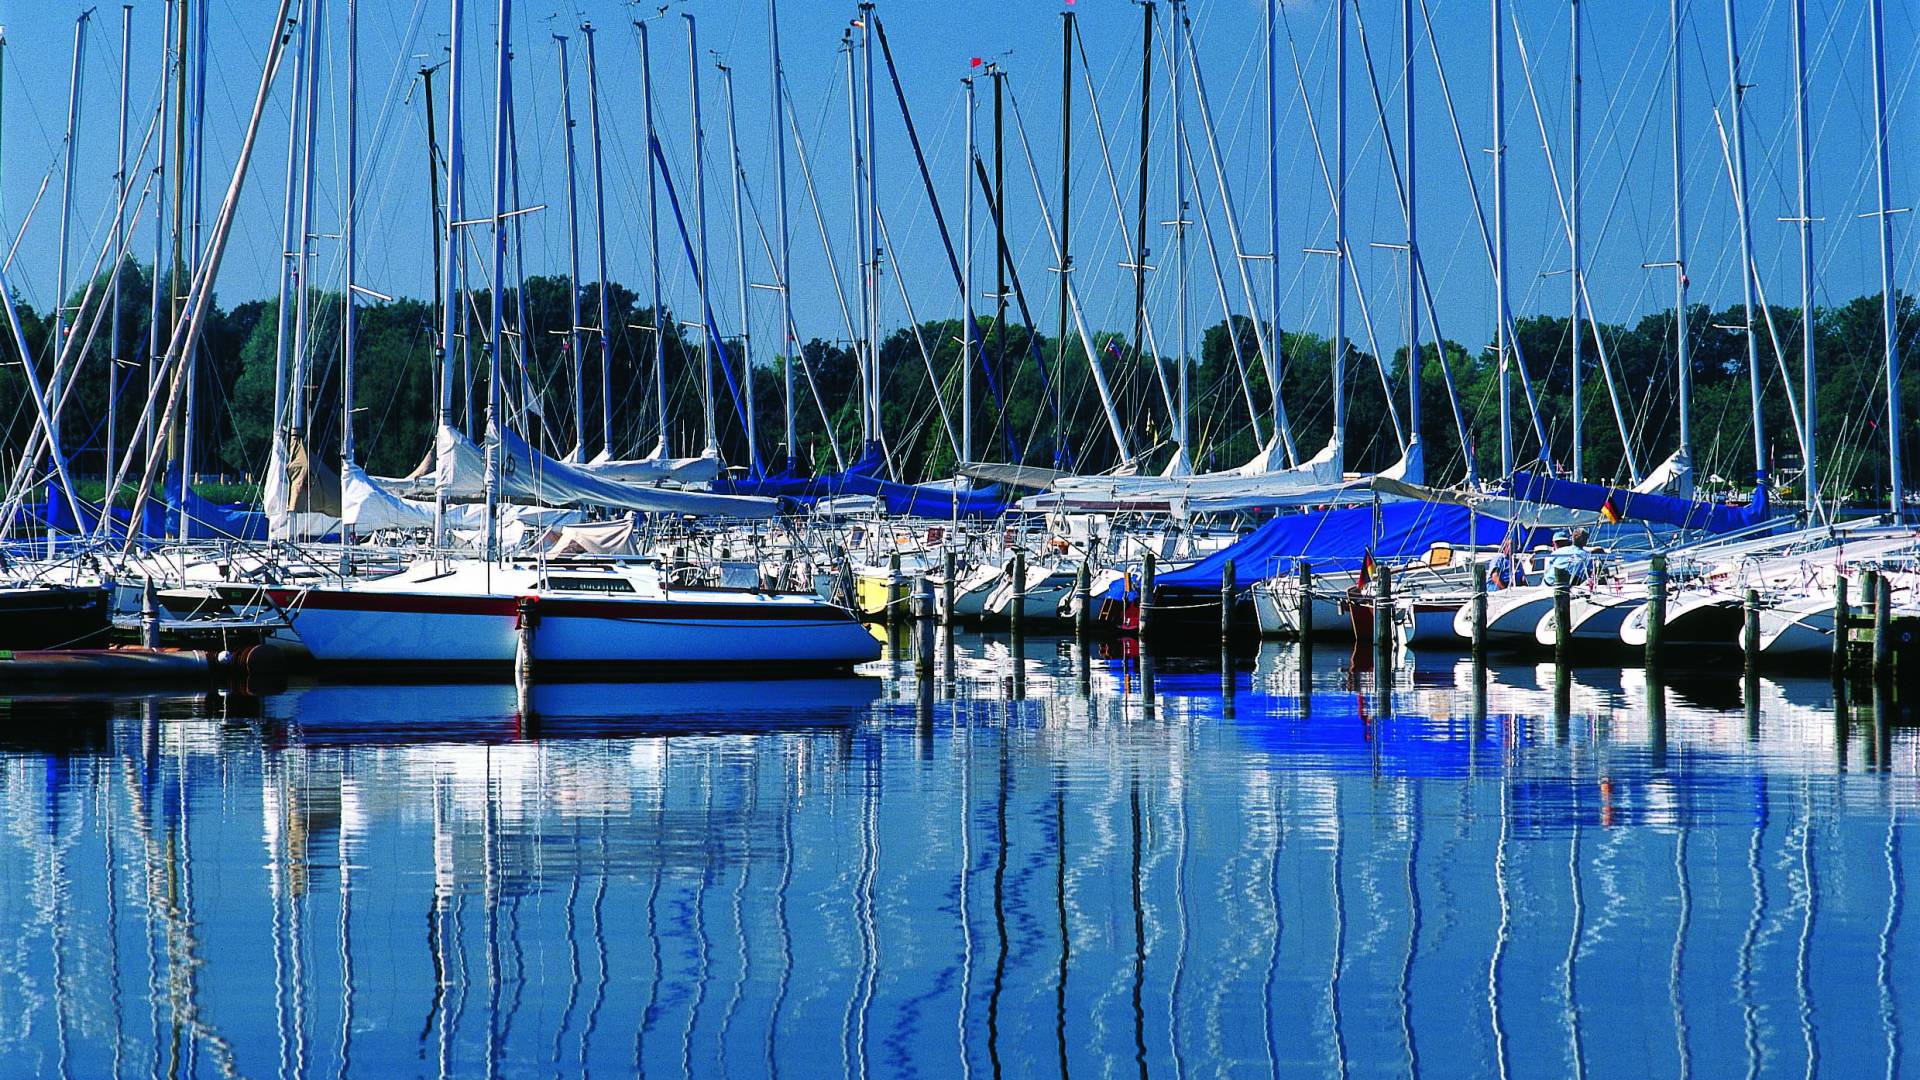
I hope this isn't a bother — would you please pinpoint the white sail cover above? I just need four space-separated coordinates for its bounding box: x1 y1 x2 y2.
582 445 722 486
436 424 778 519
1633 448 1695 499
1036 436 1345 509
341 463 436 531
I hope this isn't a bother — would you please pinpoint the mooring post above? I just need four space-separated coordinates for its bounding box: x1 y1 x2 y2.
1645 553 1667 668
1010 548 1027 639
915 577 935 677
942 549 957 626
1074 559 1091 640
1296 560 1314 640
141 577 160 649
1861 568 1881 680
888 551 905 626
1874 572 1893 682
1743 586 1761 668
1471 561 1489 660
1553 568 1572 666
1832 574 1850 683
1374 562 1394 669
1220 559 1236 646
514 596 539 687
1139 552 1156 638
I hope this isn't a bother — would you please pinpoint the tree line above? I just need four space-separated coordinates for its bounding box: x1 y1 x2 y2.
3 258 1914 504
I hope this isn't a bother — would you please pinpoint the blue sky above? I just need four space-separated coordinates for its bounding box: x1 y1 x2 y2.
0 0 1912 375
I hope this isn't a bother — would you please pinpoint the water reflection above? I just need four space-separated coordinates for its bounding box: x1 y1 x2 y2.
0 637 1913 1077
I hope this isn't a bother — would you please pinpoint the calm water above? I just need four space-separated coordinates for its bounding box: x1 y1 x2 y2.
0 633 1914 1079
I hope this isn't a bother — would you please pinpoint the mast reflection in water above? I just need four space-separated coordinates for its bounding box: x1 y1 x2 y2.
0 636 1913 1077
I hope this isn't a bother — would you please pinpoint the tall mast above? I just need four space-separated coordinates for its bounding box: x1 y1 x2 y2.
1133 3 1154 401
1722 0 1764 487
1791 0 1815 515
1332 0 1347 471
1403 0 1422 483
342 0 360 476
720 61 760 475
769 0 796 464
1670 0 1691 472
1170 0 1189 463
962 71 975 464
993 66 1008 461
686 14 717 456
638 21 668 457
108 6 131 501
553 34 584 461
51 11 89 486
1569 0 1583 481
288 0 325 453
1267 0 1282 441
1493 0 1512 477
147 1 174 469
861 3 880 450
1057 6 1074 467
183 0 207 506
1869 0 1902 518
483 0 511 561
580 23 614 461
434 0 467 545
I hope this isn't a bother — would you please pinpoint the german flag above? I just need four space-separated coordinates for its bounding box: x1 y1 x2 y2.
1599 493 1623 525
1357 549 1377 589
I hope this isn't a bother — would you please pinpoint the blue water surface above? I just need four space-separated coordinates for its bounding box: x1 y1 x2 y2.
0 633 1913 1078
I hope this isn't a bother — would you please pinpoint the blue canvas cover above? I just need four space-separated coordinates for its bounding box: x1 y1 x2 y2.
38 469 265 540
1117 501 1512 601
1504 470 1771 533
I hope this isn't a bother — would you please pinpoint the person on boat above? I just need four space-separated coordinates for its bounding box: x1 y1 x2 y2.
1490 533 1527 590
1546 527 1595 585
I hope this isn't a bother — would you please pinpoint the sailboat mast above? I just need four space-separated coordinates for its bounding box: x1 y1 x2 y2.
483 0 512 562
342 0 359 473
1868 0 1902 518
1722 0 1764 487
686 14 717 456
1493 0 1512 477
1267 0 1282 441
1057 7 1073 468
1134 3 1154 400
769 0 796 464
433 0 467 546
1791 0 1815 515
580 24 614 462
1333 0 1347 471
1671 0 1691 470
638 21 668 457
288 0 324 454
553 34 585 461
108 5 131 504
1170 0 1189 460
861 3 880 450
51 11 89 485
962 70 975 464
148 0 173 470
1403 0 1422 482
1569 0 1583 481
720 62 759 475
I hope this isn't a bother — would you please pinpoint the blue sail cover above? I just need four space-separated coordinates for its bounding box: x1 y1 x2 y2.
719 442 1010 517
37 470 266 540
1504 470 1771 533
1118 501 1510 601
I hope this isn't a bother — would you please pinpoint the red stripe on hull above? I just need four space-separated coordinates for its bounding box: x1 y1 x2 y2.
270 589 853 624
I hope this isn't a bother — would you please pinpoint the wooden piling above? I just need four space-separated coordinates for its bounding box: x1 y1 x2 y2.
915 577 935 677
1552 568 1571 666
942 549 957 627
1074 560 1091 640
1470 561 1488 660
514 596 538 686
1832 575 1850 683
1221 559 1236 646
1373 563 1394 659
1010 549 1026 640
1296 560 1314 640
1645 553 1667 667
888 552 905 626
1139 552 1156 637
141 578 160 649
1743 587 1761 666
1874 572 1893 681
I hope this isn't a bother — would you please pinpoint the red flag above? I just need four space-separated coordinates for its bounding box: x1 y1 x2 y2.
970 56 983 68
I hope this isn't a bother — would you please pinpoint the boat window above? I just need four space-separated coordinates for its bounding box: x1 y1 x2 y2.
545 575 636 594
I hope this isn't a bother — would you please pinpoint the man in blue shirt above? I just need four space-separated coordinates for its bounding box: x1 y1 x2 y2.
1546 527 1595 584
